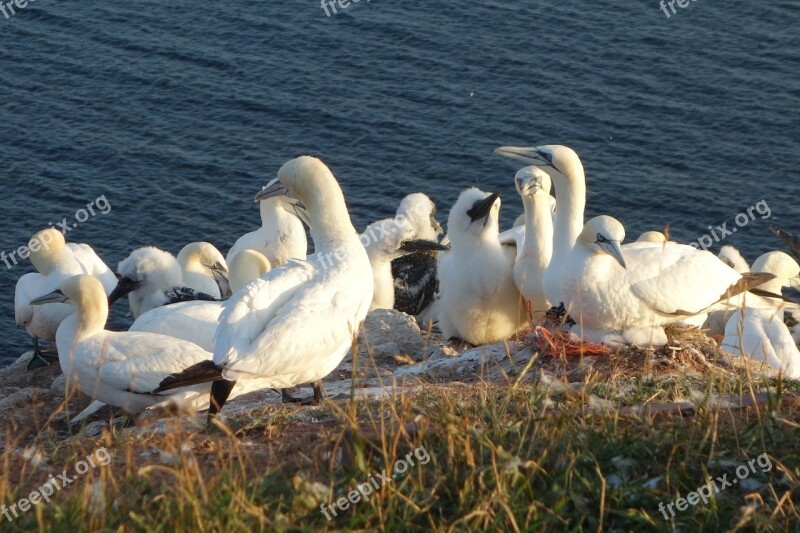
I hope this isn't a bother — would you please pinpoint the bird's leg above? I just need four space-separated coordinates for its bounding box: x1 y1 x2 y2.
280 388 304 403
311 381 326 404
26 338 58 371
207 379 236 425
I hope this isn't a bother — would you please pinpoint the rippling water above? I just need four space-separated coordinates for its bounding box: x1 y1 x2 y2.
1 0 798 364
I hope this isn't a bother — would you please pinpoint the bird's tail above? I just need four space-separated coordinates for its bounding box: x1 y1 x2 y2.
154 360 223 393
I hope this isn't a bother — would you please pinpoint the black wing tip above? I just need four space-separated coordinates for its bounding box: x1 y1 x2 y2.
153 360 223 393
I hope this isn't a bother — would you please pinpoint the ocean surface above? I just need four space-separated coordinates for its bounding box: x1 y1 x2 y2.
1 1 798 365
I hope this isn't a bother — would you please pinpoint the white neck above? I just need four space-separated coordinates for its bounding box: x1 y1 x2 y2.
521 194 554 270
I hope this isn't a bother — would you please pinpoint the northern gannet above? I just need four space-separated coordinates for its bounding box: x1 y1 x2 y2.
155 156 374 420
128 249 272 351
706 251 799 336
389 193 446 316
511 166 554 322
562 216 773 346
494 145 586 307
177 242 228 300
437 188 526 345
637 231 668 244
30 275 214 416
15 229 117 369
363 218 448 312
226 192 308 266
108 247 219 319
721 253 800 378
718 245 750 273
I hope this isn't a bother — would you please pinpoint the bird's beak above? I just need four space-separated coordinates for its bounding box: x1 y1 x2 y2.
495 146 548 166
467 192 500 223
254 178 295 202
599 240 627 269
399 239 450 253
205 262 229 279
432 217 443 235
290 201 311 227
108 276 142 305
30 289 70 305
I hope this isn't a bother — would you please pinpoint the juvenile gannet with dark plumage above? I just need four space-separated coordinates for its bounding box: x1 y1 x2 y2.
15 229 117 369
363 218 448 312
390 193 445 316
154 156 374 420
108 247 219 319
437 188 526 345
562 216 774 346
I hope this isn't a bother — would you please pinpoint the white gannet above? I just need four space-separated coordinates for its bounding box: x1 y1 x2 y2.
30 275 214 416
363 218 448 312
706 251 800 336
561 216 774 346
154 156 374 419
718 245 750 273
722 307 800 379
768 223 800 262
177 242 228 300
637 231 668 244
390 193 446 316
437 188 527 345
128 249 272 351
494 145 586 307
226 191 308 266
15 229 117 369
108 247 219 319
511 166 553 322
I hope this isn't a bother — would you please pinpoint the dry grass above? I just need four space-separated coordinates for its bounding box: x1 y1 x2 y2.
1 326 799 531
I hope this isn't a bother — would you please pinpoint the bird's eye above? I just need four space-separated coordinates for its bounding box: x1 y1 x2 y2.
596 233 607 243
542 152 553 163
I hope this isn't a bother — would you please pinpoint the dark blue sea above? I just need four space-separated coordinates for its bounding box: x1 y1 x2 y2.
1 0 798 364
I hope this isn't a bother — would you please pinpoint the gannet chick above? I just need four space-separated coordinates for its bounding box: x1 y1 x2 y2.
767 223 800 262
30 275 214 416
437 188 527 345
494 145 586 306
391 193 446 316
363 218 448 312
637 231 667 244
562 216 774 346
109 247 219 319
226 192 308 266
15 229 117 369
177 242 227 299
512 166 554 322
718 245 750 273
128 249 272 350
155 156 374 420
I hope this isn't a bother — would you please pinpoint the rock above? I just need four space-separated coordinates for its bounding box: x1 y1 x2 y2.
0 388 54 411
0 351 62 389
395 342 508 379
357 309 424 362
